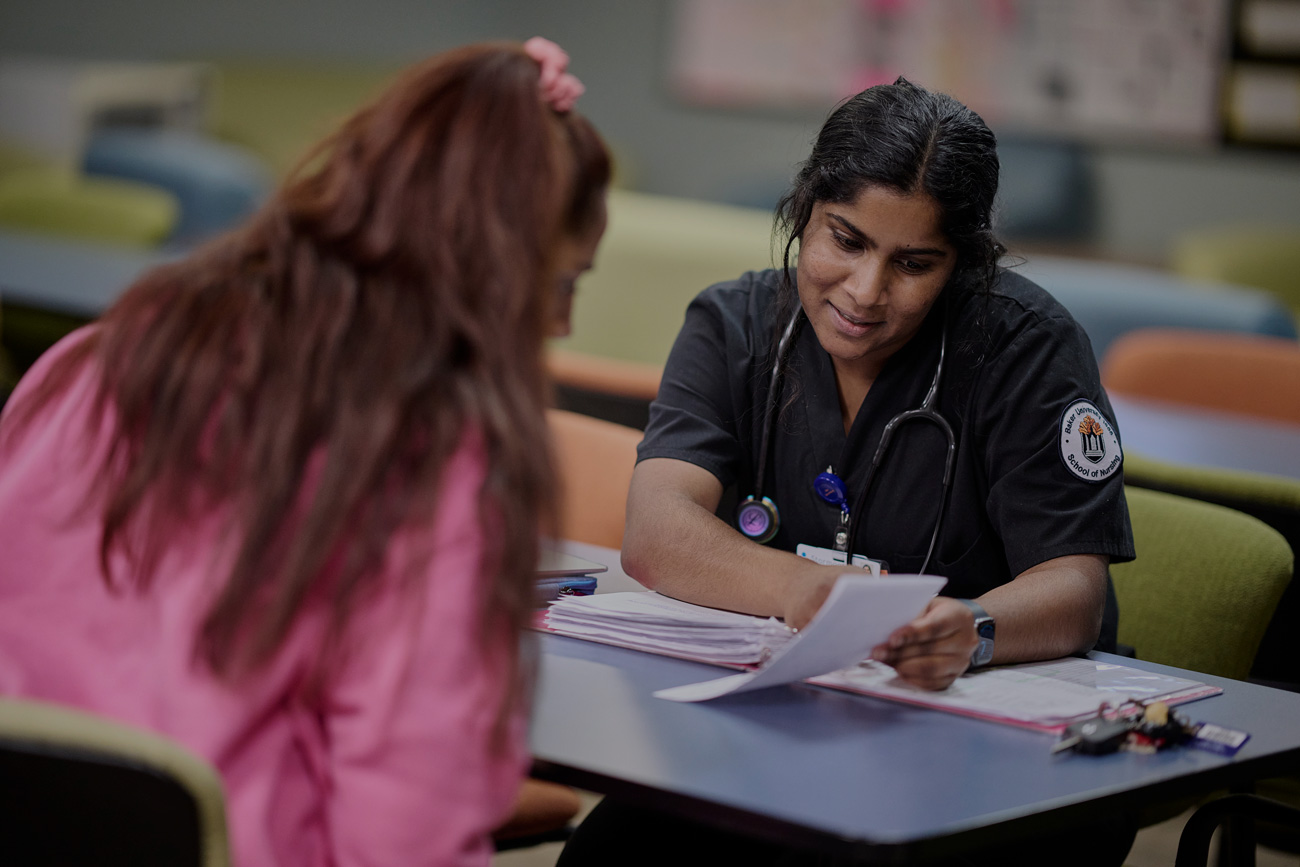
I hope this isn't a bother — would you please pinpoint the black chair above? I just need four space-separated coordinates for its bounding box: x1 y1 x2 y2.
0 697 230 867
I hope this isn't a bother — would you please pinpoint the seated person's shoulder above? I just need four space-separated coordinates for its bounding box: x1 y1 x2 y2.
986 267 1080 331
950 267 1090 356
681 268 784 354
691 268 782 316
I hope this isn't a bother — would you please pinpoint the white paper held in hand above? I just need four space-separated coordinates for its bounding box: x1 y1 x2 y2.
653 573 946 702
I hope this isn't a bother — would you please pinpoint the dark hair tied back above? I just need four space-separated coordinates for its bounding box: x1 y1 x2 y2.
776 77 1005 308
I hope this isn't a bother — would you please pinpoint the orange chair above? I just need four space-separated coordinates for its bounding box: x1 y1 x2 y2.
490 410 644 850
547 408 643 550
1101 329 1300 426
492 779 584 850
547 348 661 430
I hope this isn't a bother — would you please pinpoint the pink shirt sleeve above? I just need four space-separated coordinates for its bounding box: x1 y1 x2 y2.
321 441 529 867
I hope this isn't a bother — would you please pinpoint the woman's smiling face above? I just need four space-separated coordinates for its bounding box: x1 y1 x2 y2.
796 184 956 381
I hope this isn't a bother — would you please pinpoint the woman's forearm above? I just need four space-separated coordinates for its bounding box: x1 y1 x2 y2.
621 459 841 626
977 554 1109 663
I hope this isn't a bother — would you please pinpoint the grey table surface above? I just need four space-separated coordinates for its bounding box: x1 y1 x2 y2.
537 542 1300 861
1111 395 1300 481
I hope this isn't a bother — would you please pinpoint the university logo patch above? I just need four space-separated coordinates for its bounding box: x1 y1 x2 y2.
1059 399 1122 483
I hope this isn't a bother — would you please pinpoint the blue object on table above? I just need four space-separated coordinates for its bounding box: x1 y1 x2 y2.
535 575 599 605
84 128 271 243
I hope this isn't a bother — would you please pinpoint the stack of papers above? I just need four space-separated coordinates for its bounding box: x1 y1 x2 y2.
541 579 1222 729
544 592 795 666
653 574 947 702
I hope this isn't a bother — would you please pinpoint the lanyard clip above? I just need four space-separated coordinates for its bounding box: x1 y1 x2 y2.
815 467 852 552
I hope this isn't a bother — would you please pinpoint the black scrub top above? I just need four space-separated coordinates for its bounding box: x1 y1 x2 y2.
637 268 1134 651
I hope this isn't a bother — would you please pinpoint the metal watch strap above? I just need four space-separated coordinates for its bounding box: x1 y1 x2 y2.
955 598 995 670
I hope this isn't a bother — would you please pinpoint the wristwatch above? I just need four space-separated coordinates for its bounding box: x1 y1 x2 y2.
956 598 995 670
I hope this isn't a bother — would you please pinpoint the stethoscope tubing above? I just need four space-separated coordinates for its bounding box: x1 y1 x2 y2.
744 303 957 575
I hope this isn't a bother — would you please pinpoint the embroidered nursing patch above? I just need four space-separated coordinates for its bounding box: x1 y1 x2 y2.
1059 399 1122 483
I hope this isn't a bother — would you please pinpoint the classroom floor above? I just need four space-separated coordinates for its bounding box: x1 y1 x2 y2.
492 793 1300 867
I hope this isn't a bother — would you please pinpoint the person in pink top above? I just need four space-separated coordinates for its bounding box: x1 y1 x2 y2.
0 38 609 867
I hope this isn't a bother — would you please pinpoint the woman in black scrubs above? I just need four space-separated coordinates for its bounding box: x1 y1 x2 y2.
559 78 1136 867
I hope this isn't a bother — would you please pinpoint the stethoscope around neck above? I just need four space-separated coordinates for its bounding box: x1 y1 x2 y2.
734 303 958 575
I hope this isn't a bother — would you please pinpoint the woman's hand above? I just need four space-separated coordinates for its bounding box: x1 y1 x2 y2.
870 596 978 690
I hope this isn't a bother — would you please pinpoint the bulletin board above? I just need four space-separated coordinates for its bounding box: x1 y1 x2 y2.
669 0 1232 145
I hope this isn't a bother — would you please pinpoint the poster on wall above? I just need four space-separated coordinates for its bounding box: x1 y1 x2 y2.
670 0 1231 145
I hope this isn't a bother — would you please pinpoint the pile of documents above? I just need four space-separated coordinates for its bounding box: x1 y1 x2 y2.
544 591 795 667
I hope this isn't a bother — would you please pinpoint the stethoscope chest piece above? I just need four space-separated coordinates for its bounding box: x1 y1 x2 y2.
737 303 956 575
736 495 779 544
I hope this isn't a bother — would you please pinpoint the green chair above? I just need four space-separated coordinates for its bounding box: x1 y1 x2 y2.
1171 226 1300 320
1113 486 1292 682
0 166 178 247
1122 453 1300 689
560 189 776 367
1121 466 1300 854
1114 487 1295 852
0 696 230 867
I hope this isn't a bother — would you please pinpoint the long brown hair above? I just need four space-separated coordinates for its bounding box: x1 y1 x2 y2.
4 43 611 697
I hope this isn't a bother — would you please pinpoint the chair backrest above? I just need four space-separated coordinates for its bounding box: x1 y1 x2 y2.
562 189 775 367
1171 226 1300 316
0 696 230 867
1112 487 1293 681
1123 453 1300 688
1102 329 1300 426
1013 255 1298 362
547 348 662 430
548 408 642 549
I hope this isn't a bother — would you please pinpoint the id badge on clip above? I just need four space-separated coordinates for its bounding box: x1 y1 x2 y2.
796 543 889 577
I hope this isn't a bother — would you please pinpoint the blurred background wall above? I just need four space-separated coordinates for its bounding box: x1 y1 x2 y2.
3 0 1298 264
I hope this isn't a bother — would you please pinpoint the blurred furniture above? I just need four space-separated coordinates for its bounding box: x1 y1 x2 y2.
1110 395 1300 481
492 779 583 851
1175 793 1300 867
548 409 643 550
1122 453 1300 691
1112 487 1292 681
207 61 400 178
0 57 271 251
0 228 171 372
1102 329 1300 427
566 192 1298 370
561 189 774 366
0 696 230 867
1015 256 1298 362
548 347 661 430
1171 226 1300 317
995 137 1094 241
0 58 209 246
0 163 177 246
0 58 210 170
504 410 645 850
84 128 269 243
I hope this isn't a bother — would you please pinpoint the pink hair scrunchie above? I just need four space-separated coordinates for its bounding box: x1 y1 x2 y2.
524 36 585 113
